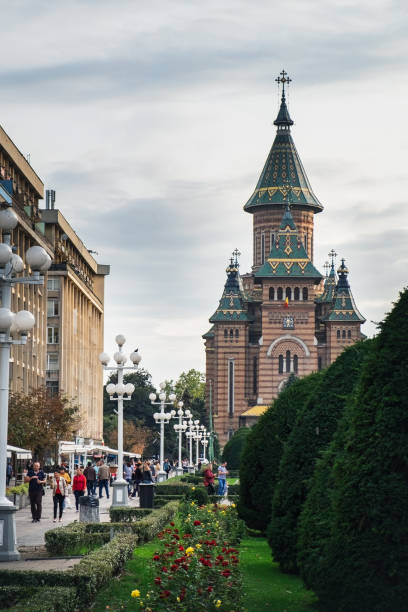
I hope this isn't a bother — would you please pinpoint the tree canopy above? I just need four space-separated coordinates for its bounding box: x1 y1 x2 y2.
221 426 250 470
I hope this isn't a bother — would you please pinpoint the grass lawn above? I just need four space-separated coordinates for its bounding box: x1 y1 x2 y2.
93 540 157 611
241 537 318 612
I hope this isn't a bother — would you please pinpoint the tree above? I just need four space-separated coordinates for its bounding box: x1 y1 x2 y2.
310 290 408 611
221 427 250 470
107 419 151 456
238 373 321 531
8 387 79 463
175 369 207 426
268 340 373 573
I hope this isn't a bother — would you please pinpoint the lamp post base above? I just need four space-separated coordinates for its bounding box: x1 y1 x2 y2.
0 504 20 562
187 465 195 474
157 471 167 483
176 467 184 476
111 479 129 507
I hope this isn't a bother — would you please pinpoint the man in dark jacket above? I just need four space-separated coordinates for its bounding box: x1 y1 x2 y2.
25 461 46 523
84 461 96 495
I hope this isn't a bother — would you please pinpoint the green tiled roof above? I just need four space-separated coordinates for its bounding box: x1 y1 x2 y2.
209 259 253 323
244 93 323 214
315 264 337 303
202 326 215 339
324 260 365 323
255 205 323 281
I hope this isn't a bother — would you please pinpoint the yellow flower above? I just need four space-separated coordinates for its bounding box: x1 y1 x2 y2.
231 503 236 508
196 543 201 549
177 597 181 602
131 589 141 598
139 602 144 608
192 486 196 490
191 501 195 506
215 600 222 608
185 546 195 555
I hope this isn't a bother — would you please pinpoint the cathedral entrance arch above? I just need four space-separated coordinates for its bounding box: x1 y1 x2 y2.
266 334 310 358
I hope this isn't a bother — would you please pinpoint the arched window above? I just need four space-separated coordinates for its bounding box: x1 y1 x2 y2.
286 350 291 373
302 287 308 301
342 329 346 339
347 330 351 338
286 287 292 300
277 287 283 300
224 329 228 339
270 232 275 249
235 329 239 338
337 330 340 339
304 234 308 252
278 355 284 374
318 357 322 371
230 329 234 339
294 287 300 301
269 287 275 301
293 354 298 374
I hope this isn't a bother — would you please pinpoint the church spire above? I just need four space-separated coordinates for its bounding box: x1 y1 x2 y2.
209 251 253 323
324 259 365 323
274 70 294 128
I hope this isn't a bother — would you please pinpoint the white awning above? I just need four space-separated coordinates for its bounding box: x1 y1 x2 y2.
7 445 32 460
58 441 140 459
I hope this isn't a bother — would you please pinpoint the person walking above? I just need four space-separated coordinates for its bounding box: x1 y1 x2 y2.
142 461 153 483
98 460 110 499
25 461 46 523
83 461 96 496
217 461 228 496
72 468 87 512
52 470 67 522
131 462 143 497
203 462 215 496
6 461 12 486
124 461 133 495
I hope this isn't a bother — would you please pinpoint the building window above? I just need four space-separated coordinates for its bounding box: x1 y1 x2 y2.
224 329 228 339
304 234 308 252
342 329 346 338
46 381 59 397
286 287 292 300
286 350 291 373
294 287 300 301
47 327 59 344
230 329 234 340
261 233 265 264
278 354 284 374
253 357 258 395
347 330 351 338
47 353 59 370
302 287 308 301
47 299 59 317
235 329 239 339
293 354 298 374
270 231 275 250
47 277 60 291
337 329 340 339
269 287 275 300
318 356 322 371
228 359 234 417
228 429 234 440
277 287 283 300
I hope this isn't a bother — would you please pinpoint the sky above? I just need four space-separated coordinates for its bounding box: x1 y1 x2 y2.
1 0 407 386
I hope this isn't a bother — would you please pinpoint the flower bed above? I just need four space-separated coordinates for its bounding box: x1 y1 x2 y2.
130 501 245 610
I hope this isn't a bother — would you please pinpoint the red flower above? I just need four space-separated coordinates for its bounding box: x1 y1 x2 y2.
207 586 213 593
222 561 229 566
178 545 184 551
193 520 201 526
153 555 160 561
154 576 161 584
160 590 171 599
216 555 224 561
172 534 180 540
221 569 231 577
171 564 178 571
183 533 192 539
170 522 175 526
162 566 168 572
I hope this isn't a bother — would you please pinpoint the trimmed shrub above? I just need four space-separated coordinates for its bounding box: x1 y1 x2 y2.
6 586 77 611
221 427 251 470
238 373 321 531
311 289 408 611
227 483 240 495
268 340 373 573
155 482 192 495
109 506 153 522
180 474 203 485
45 522 86 555
183 485 208 506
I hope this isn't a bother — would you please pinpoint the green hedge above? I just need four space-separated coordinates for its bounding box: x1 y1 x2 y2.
3 586 77 611
109 506 153 522
45 522 86 555
155 482 192 495
180 474 202 484
5 483 29 496
227 484 240 495
154 494 182 508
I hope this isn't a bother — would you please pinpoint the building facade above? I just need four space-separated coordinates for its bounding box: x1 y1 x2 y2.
42 206 109 442
203 76 365 447
0 125 52 393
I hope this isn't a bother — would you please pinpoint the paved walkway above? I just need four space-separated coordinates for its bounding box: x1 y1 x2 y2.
15 487 140 548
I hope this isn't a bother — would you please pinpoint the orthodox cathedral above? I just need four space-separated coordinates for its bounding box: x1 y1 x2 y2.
203 72 365 448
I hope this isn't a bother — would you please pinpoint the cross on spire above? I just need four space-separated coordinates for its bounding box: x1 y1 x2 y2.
275 69 292 94
232 248 241 266
328 249 337 270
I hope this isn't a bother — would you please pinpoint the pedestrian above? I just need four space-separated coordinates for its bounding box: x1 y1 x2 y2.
25 461 46 523
217 461 228 496
203 462 215 496
182 457 189 473
124 461 133 495
142 461 153 483
72 467 87 512
163 458 170 480
131 461 143 497
98 460 110 499
6 461 12 486
83 461 96 495
52 469 67 522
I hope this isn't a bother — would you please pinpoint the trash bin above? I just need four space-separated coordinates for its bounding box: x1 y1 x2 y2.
79 494 100 523
139 483 155 508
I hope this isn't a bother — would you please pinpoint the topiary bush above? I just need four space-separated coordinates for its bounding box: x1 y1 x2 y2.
268 340 373 573
221 427 251 470
238 373 321 531
310 289 408 611
183 485 208 506
109 507 153 522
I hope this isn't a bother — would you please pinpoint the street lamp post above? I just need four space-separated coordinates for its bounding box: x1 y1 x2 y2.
193 421 203 467
201 430 209 463
149 384 176 482
0 207 51 561
185 419 195 473
173 402 190 476
99 335 142 507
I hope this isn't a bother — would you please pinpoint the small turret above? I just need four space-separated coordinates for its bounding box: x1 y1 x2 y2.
325 259 365 323
209 251 253 323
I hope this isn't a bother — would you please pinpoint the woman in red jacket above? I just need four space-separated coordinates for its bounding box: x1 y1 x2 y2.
72 467 87 512
203 462 215 495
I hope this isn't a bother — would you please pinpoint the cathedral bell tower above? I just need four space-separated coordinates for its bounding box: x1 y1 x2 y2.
243 70 323 271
